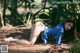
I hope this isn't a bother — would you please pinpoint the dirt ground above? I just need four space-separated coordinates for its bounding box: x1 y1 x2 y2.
0 26 72 53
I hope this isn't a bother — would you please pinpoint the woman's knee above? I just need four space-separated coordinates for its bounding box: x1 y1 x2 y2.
35 22 43 26
35 22 45 31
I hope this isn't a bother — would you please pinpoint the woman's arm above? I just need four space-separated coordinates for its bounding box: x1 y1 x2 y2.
41 32 48 44
56 31 63 45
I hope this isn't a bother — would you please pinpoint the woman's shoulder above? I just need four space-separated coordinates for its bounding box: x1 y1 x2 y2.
56 23 64 33
56 23 63 28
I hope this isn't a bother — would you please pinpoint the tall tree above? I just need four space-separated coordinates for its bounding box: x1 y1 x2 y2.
3 0 7 26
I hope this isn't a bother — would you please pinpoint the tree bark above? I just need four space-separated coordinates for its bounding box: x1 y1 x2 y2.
2 0 7 27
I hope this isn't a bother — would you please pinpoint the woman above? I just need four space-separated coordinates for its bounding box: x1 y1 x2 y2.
4 20 74 45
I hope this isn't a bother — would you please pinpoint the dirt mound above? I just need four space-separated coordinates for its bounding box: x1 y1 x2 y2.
0 26 31 39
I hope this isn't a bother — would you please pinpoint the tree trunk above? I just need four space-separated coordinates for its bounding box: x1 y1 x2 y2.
10 0 18 25
2 0 7 27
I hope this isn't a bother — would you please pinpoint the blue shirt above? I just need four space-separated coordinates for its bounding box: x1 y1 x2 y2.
41 23 64 45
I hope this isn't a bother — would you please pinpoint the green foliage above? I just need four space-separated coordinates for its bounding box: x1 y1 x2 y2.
77 17 80 32
70 39 80 53
2 0 80 31
38 11 55 27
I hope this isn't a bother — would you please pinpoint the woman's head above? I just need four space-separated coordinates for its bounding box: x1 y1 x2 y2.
64 20 74 31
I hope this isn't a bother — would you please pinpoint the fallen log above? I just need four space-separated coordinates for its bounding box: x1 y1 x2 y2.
8 44 51 53
0 42 72 53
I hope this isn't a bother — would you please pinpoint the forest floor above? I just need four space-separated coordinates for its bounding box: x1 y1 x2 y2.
0 26 72 53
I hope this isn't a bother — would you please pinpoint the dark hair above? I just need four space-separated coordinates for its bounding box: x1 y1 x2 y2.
61 19 74 27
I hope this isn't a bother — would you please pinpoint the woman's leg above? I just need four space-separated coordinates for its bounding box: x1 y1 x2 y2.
4 22 45 45
29 22 45 44
4 37 31 44
13 39 31 44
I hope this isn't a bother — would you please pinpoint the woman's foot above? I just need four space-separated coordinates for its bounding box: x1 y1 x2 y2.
4 37 14 42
